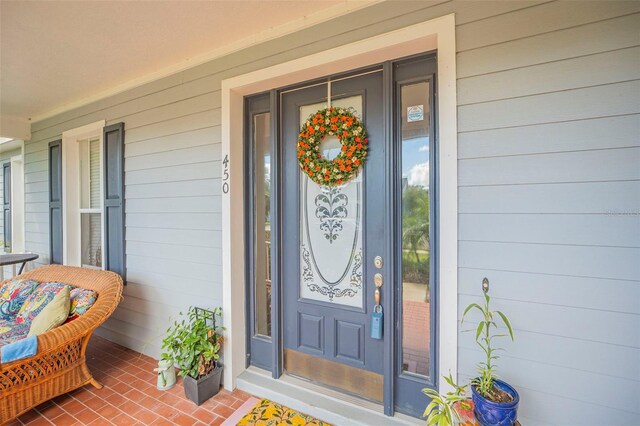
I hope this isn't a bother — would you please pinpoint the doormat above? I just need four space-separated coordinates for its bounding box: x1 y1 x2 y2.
237 398 332 425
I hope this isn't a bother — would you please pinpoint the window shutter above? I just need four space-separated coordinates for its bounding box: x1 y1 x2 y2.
48 140 63 264
103 123 126 280
3 162 11 252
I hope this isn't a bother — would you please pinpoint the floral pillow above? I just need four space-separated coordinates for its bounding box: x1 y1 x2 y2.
65 287 98 323
0 279 40 321
16 282 69 324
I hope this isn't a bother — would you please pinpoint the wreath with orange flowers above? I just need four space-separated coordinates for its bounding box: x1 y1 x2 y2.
297 107 368 186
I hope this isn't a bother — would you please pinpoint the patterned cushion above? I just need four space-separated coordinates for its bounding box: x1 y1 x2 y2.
66 287 98 323
0 319 30 347
0 279 39 321
16 282 69 325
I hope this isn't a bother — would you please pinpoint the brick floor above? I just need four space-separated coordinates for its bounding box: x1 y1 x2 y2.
7 336 253 426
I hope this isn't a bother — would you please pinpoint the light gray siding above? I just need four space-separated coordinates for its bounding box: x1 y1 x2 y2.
24 1 639 423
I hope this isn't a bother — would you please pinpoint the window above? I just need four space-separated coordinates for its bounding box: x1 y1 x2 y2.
57 120 125 277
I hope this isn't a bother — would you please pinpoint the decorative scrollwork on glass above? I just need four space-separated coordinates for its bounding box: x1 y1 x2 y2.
301 246 314 283
305 283 358 301
349 251 363 289
315 187 348 243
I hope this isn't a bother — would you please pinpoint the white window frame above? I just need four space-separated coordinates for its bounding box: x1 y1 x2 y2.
61 120 106 269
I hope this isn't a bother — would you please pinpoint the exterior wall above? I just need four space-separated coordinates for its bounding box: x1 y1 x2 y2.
0 148 22 260
23 1 639 423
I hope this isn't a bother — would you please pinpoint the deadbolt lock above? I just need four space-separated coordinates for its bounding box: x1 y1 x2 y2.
374 256 383 269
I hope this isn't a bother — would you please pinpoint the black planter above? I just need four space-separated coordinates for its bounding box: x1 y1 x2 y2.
183 366 222 406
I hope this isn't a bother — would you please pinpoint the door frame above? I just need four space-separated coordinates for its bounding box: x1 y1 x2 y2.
221 12 458 406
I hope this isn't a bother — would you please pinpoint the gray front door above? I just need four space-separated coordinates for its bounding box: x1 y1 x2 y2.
281 70 388 401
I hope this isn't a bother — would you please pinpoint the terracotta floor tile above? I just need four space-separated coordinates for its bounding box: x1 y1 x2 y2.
153 402 179 420
70 389 94 404
171 413 199 426
59 399 86 415
6 336 256 426
131 408 160 424
118 400 142 416
50 413 76 426
192 408 216 424
209 416 224 426
123 388 146 402
95 403 121 419
175 399 198 415
212 405 234 419
73 409 100 424
110 381 133 395
82 396 107 412
25 417 54 426
88 418 112 426
18 409 41 424
111 413 139 426
105 393 128 407
232 390 251 401
38 404 65 420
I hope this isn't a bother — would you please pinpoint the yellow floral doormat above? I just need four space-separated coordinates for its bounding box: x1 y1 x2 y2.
237 398 332 426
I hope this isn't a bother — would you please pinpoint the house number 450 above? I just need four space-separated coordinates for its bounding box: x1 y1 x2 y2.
222 154 230 194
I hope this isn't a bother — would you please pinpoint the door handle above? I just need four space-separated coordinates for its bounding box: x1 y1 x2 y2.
374 273 383 305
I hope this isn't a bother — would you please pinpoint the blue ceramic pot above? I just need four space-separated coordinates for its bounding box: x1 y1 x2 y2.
471 379 519 426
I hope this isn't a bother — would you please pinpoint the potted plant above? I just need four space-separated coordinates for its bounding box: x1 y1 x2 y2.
462 292 519 426
422 373 473 426
161 306 224 405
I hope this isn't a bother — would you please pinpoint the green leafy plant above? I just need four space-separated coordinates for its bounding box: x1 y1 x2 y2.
161 307 224 380
422 373 470 426
461 292 514 401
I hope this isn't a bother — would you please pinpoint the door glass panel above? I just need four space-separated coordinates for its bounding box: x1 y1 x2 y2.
253 112 272 337
400 82 431 377
299 96 364 308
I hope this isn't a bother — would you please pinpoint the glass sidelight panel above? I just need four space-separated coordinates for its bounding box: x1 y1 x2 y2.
253 112 272 337
299 97 364 308
400 82 431 377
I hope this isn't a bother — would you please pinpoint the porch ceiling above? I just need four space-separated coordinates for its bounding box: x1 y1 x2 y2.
0 0 375 124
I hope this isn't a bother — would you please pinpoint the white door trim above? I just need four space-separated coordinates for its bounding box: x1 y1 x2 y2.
221 13 458 393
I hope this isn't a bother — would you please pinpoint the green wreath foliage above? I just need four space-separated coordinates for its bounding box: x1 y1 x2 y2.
297 107 368 186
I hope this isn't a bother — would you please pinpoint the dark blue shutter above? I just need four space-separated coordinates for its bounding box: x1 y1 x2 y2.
103 123 126 280
3 162 11 252
48 140 63 264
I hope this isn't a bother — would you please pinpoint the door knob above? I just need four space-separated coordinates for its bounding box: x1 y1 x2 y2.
374 273 383 288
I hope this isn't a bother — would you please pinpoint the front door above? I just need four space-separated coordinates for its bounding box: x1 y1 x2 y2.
281 69 388 402
245 53 438 418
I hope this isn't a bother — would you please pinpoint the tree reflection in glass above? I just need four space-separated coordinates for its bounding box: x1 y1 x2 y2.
401 82 431 377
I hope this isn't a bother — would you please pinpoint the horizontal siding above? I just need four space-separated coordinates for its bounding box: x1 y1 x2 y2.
457 12 640 78
458 114 640 159
22 1 639 423
455 2 640 424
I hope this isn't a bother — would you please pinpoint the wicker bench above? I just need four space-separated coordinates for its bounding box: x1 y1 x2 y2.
0 265 123 423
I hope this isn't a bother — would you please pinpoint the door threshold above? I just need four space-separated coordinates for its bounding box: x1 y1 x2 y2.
236 366 423 426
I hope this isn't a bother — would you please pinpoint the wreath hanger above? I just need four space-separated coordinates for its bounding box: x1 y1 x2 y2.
296 79 369 187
